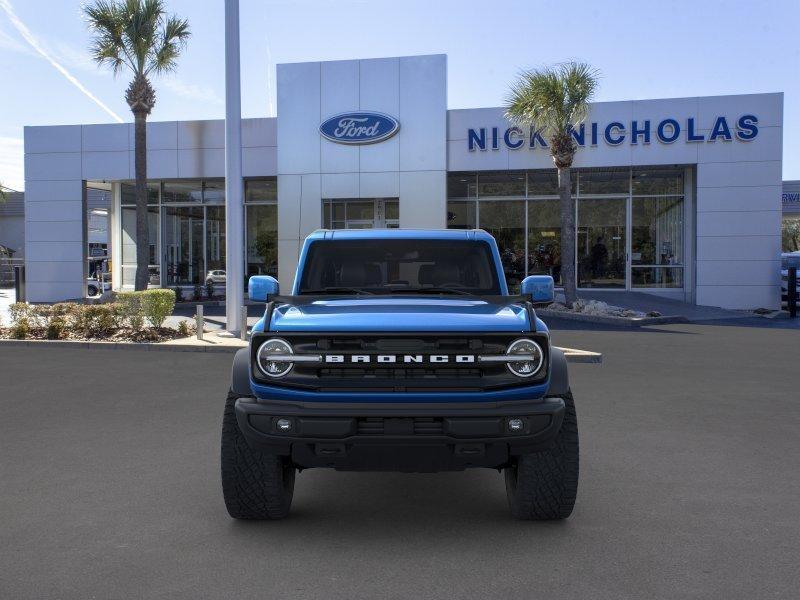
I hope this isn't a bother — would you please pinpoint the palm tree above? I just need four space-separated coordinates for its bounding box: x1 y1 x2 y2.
505 62 599 307
85 0 190 290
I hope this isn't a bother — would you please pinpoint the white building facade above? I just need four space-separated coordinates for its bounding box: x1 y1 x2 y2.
23 54 784 309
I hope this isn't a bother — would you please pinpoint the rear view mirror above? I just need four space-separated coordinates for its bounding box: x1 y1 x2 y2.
520 275 554 306
249 276 279 302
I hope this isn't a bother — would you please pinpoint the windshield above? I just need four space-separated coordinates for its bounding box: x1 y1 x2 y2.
298 239 502 295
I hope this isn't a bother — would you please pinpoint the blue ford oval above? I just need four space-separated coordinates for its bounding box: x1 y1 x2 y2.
319 112 400 145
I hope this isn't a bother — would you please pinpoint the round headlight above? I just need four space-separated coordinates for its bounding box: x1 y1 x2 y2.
256 338 294 378
506 338 544 378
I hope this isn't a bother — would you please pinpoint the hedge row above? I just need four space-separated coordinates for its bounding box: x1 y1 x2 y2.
5 289 176 340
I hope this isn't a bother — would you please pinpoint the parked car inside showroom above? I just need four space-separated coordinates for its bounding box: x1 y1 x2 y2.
206 270 226 285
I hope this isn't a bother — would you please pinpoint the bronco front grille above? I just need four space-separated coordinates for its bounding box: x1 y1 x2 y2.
251 332 549 392
319 367 484 379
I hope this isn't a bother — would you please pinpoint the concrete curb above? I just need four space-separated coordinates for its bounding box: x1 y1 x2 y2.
558 346 603 363
538 309 689 327
0 338 602 363
0 338 241 353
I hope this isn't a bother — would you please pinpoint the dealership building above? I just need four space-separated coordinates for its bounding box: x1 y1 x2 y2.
23 54 784 308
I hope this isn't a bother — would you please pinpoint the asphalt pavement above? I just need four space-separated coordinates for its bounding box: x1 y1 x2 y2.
1 320 799 599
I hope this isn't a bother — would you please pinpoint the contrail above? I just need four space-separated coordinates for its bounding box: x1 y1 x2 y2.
0 0 124 123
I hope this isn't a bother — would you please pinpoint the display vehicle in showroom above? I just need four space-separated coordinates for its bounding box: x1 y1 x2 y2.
222 229 577 520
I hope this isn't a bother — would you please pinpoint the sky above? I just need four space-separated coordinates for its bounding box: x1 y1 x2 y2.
0 0 798 191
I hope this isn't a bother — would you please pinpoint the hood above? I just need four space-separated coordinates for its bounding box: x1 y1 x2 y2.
269 297 530 332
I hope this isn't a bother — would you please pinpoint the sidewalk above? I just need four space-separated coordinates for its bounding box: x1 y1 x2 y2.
0 286 15 325
573 290 753 322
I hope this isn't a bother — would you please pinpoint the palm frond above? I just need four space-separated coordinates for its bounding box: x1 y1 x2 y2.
505 62 600 138
84 0 189 79
146 15 190 75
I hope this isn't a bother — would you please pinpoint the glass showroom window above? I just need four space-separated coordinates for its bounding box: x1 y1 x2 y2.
245 178 278 284
118 178 281 290
631 167 684 288
447 172 477 200
322 198 399 229
446 166 687 291
162 180 226 287
477 170 525 198
446 172 477 230
120 182 160 287
577 197 627 288
527 199 562 285
480 201 526 291
162 180 202 203
163 205 204 285
446 200 477 229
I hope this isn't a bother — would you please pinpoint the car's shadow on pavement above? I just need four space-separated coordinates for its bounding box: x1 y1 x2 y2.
218 469 575 537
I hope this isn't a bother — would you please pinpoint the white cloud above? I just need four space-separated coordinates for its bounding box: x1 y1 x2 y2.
161 78 224 106
0 0 123 123
0 137 24 192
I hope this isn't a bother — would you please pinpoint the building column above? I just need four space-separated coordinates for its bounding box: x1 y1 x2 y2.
23 125 86 302
224 0 244 332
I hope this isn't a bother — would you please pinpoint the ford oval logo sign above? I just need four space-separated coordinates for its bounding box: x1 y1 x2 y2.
319 112 400 145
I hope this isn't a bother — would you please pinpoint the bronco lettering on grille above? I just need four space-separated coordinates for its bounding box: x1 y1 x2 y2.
323 355 476 364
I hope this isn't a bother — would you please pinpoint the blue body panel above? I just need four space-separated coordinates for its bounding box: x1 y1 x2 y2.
249 378 551 403
270 298 528 332
249 229 552 402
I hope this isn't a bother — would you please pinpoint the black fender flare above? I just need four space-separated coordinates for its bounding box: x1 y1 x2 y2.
231 301 273 397
231 348 253 397
547 346 570 397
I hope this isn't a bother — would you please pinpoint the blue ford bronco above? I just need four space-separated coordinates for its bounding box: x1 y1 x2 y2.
222 229 578 520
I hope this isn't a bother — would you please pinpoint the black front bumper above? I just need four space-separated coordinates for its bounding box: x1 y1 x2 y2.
235 397 565 472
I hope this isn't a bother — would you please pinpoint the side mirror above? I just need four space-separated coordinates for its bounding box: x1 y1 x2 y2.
520 275 554 306
248 275 279 302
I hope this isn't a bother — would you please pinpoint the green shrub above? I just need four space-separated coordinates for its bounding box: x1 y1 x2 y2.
205 280 214 300
177 320 190 337
116 291 144 331
193 284 204 302
51 303 79 322
10 317 30 339
29 304 53 329
141 289 176 328
173 286 184 302
8 302 32 326
81 304 118 336
46 316 67 340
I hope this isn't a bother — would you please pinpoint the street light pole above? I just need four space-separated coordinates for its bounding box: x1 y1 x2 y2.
224 0 244 334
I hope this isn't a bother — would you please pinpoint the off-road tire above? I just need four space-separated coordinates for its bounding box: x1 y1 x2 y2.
504 389 579 520
221 389 295 519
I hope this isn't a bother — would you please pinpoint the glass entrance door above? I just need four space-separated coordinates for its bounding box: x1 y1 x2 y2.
323 198 399 229
577 197 627 288
163 206 205 285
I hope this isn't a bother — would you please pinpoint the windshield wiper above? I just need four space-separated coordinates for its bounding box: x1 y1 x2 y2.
402 287 476 297
301 287 375 295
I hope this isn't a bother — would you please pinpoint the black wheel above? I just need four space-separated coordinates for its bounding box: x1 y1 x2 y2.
504 389 579 520
221 389 295 519
87 285 98 297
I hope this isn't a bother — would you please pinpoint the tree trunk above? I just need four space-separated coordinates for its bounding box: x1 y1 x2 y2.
133 113 149 291
558 167 577 307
